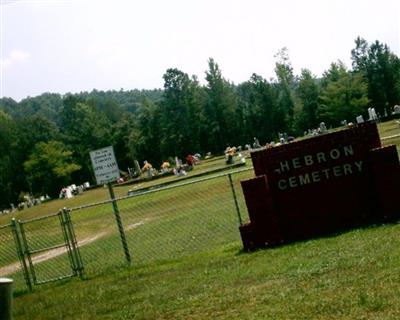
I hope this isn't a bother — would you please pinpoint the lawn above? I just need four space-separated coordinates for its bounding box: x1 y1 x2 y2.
12 223 400 319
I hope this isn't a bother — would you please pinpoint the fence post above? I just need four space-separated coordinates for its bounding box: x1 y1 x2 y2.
0 278 13 320
107 183 132 264
18 221 37 286
62 208 85 279
10 219 32 292
228 173 243 226
58 210 76 277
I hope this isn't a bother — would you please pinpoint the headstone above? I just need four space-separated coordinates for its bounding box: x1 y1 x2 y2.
65 187 73 199
356 115 364 124
371 108 378 120
278 133 285 144
368 107 378 121
134 160 141 176
175 157 181 167
319 122 327 134
253 137 261 148
83 182 90 189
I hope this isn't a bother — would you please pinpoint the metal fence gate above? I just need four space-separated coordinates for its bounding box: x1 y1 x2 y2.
12 209 84 288
0 168 252 292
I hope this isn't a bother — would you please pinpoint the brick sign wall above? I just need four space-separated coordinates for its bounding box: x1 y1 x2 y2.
240 122 400 250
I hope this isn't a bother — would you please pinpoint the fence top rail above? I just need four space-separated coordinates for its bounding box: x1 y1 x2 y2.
69 198 114 212
0 223 11 230
19 211 60 224
70 166 253 212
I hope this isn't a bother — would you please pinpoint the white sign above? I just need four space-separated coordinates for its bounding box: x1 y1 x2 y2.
90 146 120 185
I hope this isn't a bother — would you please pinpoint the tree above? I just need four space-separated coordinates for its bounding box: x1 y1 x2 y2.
160 68 203 158
10 115 61 199
23 141 81 197
60 97 112 182
0 97 18 115
319 62 370 125
0 111 18 208
274 48 296 132
204 58 239 152
128 97 162 166
295 69 320 131
237 74 278 144
351 37 400 115
107 113 137 172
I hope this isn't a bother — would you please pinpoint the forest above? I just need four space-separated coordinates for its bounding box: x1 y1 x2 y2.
0 37 399 208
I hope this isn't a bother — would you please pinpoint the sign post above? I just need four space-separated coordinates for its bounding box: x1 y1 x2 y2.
90 146 131 264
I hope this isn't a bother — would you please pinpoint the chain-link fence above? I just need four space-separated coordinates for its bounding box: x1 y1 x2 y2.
0 223 28 292
0 168 252 292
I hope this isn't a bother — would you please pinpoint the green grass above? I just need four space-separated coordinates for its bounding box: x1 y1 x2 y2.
13 223 400 319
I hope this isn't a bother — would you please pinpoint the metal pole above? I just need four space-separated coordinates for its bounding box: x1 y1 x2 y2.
107 183 131 264
58 210 78 277
10 219 32 292
62 208 85 278
0 278 13 320
18 222 37 286
228 173 243 226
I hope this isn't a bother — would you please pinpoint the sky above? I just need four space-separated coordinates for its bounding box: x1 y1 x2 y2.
0 0 399 101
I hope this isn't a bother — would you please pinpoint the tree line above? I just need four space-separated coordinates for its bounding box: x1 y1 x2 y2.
0 37 399 208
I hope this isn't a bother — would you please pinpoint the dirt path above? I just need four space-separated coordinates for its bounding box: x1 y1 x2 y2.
0 220 145 277
381 133 400 140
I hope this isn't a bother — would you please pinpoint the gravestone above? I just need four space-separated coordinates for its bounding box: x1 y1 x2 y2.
356 115 364 124
65 187 73 199
253 137 261 148
319 122 327 133
240 122 400 250
134 160 141 176
368 107 378 121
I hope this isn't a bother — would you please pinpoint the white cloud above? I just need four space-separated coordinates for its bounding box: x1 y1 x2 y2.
1 49 30 69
